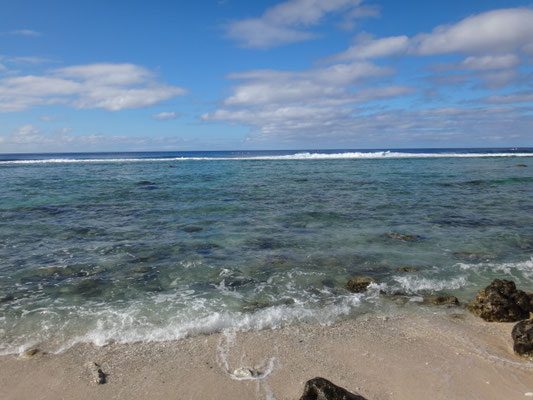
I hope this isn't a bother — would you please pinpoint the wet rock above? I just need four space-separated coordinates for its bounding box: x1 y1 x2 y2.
387 232 422 242
346 277 376 293
468 279 533 322
74 278 104 297
396 266 418 273
424 295 459 306
87 361 107 384
0 294 15 303
300 377 367 400
242 301 271 313
133 266 153 274
516 164 527 167
512 320 533 356
181 226 203 233
20 348 47 359
233 367 258 378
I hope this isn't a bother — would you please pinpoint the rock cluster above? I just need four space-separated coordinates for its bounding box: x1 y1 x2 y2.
468 279 533 358
300 377 367 400
467 279 532 322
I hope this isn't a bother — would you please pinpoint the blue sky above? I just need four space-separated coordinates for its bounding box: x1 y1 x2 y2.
1 0 532 152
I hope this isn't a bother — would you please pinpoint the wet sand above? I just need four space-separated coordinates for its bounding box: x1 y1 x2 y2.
1 310 532 400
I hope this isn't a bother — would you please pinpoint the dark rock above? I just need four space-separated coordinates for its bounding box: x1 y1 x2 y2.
387 232 422 242
300 377 367 400
516 164 527 167
396 266 418 273
424 295 459 306
512 320 533 356
468 279 533 322
87 361 107 384
346 277 376 293
20 348 47 359
182 226 203 233
0 294 15 303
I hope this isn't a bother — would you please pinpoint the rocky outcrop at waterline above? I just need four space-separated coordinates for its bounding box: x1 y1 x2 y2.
467 279 533 322
512 320 533 357
345 277 376 293
300 377 367 400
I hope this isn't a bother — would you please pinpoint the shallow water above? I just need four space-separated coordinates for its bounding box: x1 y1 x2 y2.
1 149 532 354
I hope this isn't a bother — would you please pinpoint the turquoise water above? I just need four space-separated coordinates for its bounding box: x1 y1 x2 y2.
1 150 533 354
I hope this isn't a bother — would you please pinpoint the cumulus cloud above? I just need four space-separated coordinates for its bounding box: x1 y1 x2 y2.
152 111 180 120
0 63 187 112
411 8 533 55
222 62 396 107
327 33 409 61
208 6 533 146
225 0 374 48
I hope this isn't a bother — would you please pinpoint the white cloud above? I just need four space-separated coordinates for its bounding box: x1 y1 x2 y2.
152 111 180 120
484 91 533 104
204 104 532 146
328 33 409 61
459 54 520 71
224 62 394 107
412 8 533 55
15 124 40 136
0 63 187 112
9 29 42 37
225 0 370 48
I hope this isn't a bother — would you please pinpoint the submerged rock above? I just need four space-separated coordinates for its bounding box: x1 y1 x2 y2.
512 320 533 356
516 164 527 167
346 277 376 293
387 232 422 242
468 279 533 322
424 295 459 306
181 226 203 233
396 266 418 273
299 377 367 400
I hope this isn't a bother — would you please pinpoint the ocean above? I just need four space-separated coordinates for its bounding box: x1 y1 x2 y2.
1 148 532 354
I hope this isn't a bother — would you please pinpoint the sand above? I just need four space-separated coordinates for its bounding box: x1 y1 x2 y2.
1 310 533 400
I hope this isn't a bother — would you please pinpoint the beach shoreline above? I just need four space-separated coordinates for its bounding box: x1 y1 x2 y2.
1 310 532 400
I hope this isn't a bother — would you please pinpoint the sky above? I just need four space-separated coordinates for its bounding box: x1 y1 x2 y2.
0 0 532 153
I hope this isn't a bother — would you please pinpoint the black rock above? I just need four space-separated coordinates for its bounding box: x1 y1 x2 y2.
468 279 533 322
512 320 533 356
300 377 367 400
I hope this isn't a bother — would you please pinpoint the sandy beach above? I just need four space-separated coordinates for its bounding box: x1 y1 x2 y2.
2 309 532 400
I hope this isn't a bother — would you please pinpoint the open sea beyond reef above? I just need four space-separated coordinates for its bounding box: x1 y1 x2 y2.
1 148 533 355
